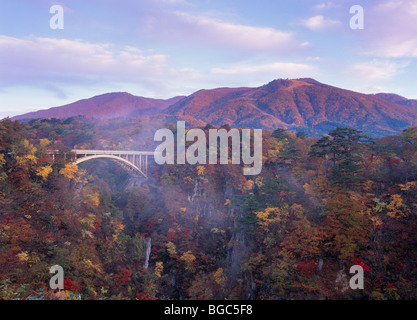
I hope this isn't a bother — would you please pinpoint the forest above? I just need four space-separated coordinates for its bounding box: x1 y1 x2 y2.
0 116 417 300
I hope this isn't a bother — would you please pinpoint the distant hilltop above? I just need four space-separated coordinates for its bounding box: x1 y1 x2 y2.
12 78 417 138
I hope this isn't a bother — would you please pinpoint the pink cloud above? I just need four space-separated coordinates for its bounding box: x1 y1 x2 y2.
364 0 417 57
0 35 200 89
142 10 306 54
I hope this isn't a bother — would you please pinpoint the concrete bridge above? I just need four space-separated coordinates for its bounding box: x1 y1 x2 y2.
72 149 156 178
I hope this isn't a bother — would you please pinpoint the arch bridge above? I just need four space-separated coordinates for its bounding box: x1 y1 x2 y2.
72 149 156 178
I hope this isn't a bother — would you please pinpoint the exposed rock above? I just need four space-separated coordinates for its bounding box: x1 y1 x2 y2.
335 267 349 293
143 237 152 269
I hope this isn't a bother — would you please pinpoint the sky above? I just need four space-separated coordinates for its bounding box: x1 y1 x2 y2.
0 0 417 118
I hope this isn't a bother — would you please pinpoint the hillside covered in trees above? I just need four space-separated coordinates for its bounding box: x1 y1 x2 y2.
1 117 417 300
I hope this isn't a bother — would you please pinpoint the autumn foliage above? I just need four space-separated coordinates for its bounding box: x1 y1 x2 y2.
1 117 417 300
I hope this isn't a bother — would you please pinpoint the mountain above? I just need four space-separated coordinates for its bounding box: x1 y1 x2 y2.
375 93 417 110
165 78 417 137
11 79 417 137
12 92 185 121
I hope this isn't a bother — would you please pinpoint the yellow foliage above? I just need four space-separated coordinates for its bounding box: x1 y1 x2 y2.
399 181 417 192
280 218 322 258
267 139 284 159
247 254 267 272
180 250 196 266
303 183 311 193
211 228 225 235
224 198 231 206
60 291 82 300
28 252 40 267
16 154 37 166
36 165 53 181
155 261 164 278
17 251 29 262
387 194 406 218
39 138 51 147
243 179 253 192
23 139 37 154
61 164 79 180
166 241 177 256
16 251 40 267
197 165 205 176
213 267 227 285
84 191 100 208
82 259 103 274
26 154 37 163
80 213 97 227
323 194 371 259
255 176 264 189
256 205 289 232
112 221 124 241
369 212 383 228
0 154 5 167
290 203 304 218
183 176 193 184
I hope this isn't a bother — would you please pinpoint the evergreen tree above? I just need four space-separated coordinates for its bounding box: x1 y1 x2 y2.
310 127 372 187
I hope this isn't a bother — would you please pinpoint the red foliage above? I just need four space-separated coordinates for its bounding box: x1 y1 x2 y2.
94 218 102 229
151 246 159 257
136 292 150 300
297 260 317 277
389 158 399 166
114 268 132 284
166 229 177 242
64 279 84 292
231 285 245 299
352 257 370 272
145 219 156 234
183 228 191 237
136 284 157 300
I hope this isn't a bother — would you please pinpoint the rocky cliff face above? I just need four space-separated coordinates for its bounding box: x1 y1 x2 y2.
143 237 152 269
185 177 255 298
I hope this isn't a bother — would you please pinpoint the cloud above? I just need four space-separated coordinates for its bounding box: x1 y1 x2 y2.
353 84 391 95
144 11 305 54
157 0 188 4
372 39 417 58
210 61 316 86
0 35 200 95
364 0 417 58
350 60 409 82
212 62 314 76
302 15 341 31
314 2 336 10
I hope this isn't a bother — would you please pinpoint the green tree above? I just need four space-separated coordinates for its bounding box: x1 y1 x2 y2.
310 127 372 187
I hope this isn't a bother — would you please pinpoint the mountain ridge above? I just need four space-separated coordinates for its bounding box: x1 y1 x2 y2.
11 79 417 137
12 92 186 121
164 78 417 136
374 93 417 110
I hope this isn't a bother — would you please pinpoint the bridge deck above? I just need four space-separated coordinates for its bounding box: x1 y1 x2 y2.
71 149 160 178
72 149 156 156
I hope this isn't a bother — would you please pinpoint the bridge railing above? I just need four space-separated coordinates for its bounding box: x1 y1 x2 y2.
71 149 161 178
72 150 157 156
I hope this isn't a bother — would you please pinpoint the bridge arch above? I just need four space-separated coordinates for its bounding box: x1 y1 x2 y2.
75 154 147 178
